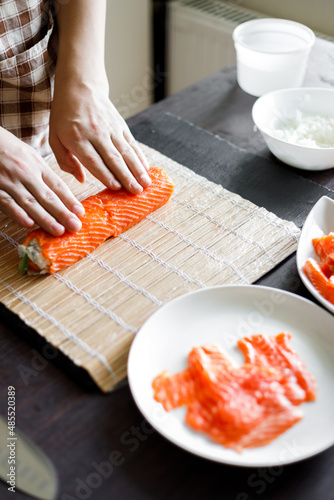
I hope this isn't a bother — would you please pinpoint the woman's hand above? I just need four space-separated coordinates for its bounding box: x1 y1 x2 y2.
50 0 151 195
49 81 151 195
0 127 84 235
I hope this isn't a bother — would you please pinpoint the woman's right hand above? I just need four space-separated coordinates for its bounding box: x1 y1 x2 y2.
0 127 85 236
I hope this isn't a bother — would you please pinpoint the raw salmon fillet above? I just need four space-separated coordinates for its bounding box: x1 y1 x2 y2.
152 334 316 453
303 232 334 305
19 166 174 274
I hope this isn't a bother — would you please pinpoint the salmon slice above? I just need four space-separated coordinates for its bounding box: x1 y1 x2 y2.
318 261 333 279
18 166 174 274
238 332 316 403
152 369 194 411
152 334 316 452
313 233 334 267
303 257 334 305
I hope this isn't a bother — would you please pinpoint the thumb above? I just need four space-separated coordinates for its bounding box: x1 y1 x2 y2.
50 135 86 183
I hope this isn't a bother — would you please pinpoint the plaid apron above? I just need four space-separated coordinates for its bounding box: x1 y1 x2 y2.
0 0 57 156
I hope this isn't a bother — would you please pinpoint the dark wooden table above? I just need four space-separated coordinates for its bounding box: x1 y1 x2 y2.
1 38 334 500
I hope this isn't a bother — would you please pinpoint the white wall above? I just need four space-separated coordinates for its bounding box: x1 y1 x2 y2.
228 0 334 37
104 0 153 119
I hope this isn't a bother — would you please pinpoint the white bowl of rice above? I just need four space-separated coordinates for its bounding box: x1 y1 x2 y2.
252 88 334 170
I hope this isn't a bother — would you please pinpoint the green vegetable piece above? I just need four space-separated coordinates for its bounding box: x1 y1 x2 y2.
18 254 29 275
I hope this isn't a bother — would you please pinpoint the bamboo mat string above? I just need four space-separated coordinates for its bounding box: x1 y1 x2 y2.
86 254 165 307
0 230 19 248
53 273 138 334
173 197 278 264
118 234 207 288
146 215 250 284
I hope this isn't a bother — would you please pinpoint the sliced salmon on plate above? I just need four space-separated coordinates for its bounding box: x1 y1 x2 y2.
152 333 316 453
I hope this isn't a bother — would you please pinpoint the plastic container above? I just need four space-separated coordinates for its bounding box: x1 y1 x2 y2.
232 19 315 97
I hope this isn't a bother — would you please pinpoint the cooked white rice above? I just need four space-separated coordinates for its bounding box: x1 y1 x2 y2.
18 239 50 273
272 110 334 148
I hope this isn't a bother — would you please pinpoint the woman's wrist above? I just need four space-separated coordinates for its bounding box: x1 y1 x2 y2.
53 65 109 99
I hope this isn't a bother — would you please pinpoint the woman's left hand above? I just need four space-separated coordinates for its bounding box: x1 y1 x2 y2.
49 81 151 194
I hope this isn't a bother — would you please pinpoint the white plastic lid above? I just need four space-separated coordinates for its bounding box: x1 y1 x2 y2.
233 18 315 55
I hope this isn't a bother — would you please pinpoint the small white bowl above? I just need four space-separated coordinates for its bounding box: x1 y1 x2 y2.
252 87 334 170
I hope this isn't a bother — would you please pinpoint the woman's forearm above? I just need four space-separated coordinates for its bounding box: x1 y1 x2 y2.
54 0 108 87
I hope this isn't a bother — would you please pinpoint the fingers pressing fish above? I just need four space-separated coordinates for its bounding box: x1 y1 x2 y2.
18 166 174 275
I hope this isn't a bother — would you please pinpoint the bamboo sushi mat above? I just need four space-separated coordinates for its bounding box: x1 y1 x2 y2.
0 144 300 392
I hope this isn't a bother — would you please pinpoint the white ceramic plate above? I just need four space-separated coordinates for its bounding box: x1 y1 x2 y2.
297 196 334 314
128 285 334 467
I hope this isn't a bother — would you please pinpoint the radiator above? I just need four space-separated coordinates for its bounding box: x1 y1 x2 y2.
166 0 333 95
167 0 265 95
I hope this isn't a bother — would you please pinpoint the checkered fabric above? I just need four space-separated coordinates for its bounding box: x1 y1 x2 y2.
0 0 58 156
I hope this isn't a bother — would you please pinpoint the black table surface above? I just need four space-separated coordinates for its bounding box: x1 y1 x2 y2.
1 38 334 500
